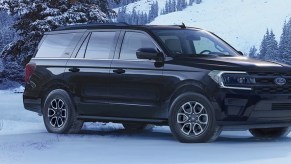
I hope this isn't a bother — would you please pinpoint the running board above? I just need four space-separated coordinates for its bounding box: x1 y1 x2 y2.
77 115 167 124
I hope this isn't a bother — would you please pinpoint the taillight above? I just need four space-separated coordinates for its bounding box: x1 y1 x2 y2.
25 62 36 83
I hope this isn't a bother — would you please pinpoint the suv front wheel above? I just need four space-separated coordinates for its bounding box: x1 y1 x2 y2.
169 92 221 143
43 89 83 134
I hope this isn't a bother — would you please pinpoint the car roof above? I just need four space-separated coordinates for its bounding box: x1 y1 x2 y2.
52 23 202 32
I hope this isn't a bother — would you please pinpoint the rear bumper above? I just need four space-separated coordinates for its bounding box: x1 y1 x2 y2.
23 97 42 114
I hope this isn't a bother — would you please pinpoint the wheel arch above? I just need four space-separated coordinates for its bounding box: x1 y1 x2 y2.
166 80 217 117
168 80 212 106
40 79 73 111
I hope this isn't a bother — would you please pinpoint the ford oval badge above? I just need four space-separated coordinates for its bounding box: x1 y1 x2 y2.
274 77 287 86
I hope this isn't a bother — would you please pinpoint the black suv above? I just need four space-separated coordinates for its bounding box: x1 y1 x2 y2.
23 23 291 143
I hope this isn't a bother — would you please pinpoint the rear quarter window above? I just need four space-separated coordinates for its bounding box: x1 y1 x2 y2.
35 33 83 58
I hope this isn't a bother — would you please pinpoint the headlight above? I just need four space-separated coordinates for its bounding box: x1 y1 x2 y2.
208 71 255 90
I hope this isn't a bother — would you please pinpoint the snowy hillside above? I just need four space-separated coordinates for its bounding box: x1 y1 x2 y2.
120 0 291 53
114 0 167 14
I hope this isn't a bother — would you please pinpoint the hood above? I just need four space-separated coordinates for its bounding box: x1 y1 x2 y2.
171 56 291 72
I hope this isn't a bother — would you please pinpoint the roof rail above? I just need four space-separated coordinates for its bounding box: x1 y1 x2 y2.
55 22 129 31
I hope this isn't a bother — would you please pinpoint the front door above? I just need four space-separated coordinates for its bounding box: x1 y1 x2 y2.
109 31 165 119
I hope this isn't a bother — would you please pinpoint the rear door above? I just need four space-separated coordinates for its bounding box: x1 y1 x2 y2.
64 30 120 116
108 30 165 119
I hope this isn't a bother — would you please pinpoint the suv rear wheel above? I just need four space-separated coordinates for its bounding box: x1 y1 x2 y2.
169 92 221 143
43 89 83 134
249 127 291 139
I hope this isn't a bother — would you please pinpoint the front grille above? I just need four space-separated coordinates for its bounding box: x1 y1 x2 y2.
256 87 291 94
248 72 291 94
272 103 291 110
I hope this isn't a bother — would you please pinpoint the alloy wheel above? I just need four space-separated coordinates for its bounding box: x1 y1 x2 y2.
48 99 67 128
177 101 209 136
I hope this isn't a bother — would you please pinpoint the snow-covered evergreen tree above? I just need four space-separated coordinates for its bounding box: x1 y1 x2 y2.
0 10 18 53
117 1 158 25
195 0 202 4
171 0 177 12
162 0 201 15
0 0 119 83
177 0 187 11
164 0 170 14
248 46 257 58
258 29 269 59
148 1 159 22
265 30 279 61
109 0 139 8
258 29 279 61
116 7 127 23
279 18 291 64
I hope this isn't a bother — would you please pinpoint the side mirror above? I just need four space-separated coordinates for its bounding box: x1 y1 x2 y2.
237 51 244 56
136 48 160 60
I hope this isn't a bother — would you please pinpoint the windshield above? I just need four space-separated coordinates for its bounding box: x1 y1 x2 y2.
153 29 239 57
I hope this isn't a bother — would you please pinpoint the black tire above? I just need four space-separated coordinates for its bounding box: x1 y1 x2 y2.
249 127 291 139
122 123 154 131
43 89 83 134
169 92 221 143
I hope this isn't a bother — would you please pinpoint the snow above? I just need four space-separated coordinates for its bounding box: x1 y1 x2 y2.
121 0 291 53
1 91 291 163
114 0 167 14
152 0 291 52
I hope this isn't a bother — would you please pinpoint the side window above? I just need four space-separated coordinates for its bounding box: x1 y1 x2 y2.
36 33 82 58
193 37 228 54
160 35 182 54
120 32 157 60
85 32 116 59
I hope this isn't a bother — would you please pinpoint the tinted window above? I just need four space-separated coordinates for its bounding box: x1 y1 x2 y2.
120 32 156 60
154 30 238 56
85 32 116 59
193 37 227 54
36 33 81 58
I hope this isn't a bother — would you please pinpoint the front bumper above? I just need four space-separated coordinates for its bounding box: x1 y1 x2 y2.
213 89 291 129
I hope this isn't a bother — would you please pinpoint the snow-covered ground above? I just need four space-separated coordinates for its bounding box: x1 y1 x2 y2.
1 91 291 164
120 0 291 53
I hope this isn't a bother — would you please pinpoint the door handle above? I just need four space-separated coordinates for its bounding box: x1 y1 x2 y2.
113 68 126 74
68 67 80 72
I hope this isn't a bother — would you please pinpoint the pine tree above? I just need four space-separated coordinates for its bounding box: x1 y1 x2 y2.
279 18 291 64
0 0 119 83
258 29 279 61
258 29 269 59
177 0 181 11
182 0 187 9
164 0 169 14
195 0 202 4
148 1 159 22
265 30 279 61
249 46 257 58
172 0 176 12
108 0 138 8
117 7 127 23
0 10 18 53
